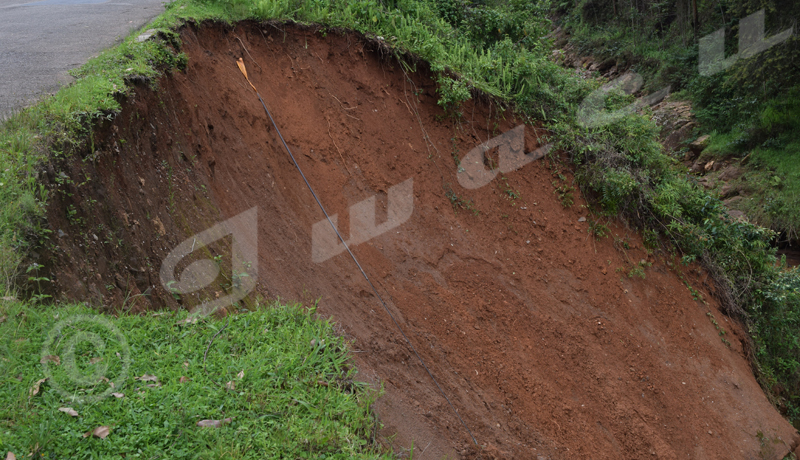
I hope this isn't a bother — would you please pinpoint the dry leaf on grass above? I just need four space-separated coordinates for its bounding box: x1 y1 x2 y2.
178 376 190 383
196 418 232 428
225 380 235 390
134 374 157 382
58 407 79 417
236 370 244 379
40 355 60 365
5 451 16 460
89 357 103 364
29 378 46 397
176 317 198 325
83 426 110 439
111 393 124 398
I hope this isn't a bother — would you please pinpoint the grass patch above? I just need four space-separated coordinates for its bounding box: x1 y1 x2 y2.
701 86 800 238
734 141 800 239
0 299 388 459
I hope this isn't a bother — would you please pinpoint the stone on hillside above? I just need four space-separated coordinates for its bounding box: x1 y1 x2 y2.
689 135 710 154
136 29 157 43
723 195 744 208
719 165 743 181
727 210 748 222
690 158 706 174
603 65 618 78
720 183 739 199
698 177 715 189
598 58 616 73
663 122 695 151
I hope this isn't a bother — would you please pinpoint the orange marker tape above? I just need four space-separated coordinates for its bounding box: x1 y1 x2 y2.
236 58 257 92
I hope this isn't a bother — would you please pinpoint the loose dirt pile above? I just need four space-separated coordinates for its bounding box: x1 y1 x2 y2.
41 22 798 459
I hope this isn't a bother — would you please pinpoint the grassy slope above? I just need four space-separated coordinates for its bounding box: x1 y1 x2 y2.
0 300 388 459
559 2 800 238
555 2 800 421
1 0 800 443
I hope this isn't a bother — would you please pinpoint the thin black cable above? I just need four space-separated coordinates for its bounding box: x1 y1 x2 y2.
252 90 478 447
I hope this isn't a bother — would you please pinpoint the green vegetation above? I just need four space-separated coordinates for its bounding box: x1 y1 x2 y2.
554 0 800 420
0 0 799 442
0 0 580 296
0 1 577 457
0 11 192 296
556 0 800 236
446 187 480 215
0 300 388 458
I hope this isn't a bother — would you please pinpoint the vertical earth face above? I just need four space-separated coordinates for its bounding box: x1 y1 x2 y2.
41 21 799 459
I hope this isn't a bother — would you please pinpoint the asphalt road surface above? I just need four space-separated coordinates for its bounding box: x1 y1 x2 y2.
0 0 167 119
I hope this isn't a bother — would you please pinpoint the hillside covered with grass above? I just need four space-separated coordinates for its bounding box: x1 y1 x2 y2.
1 0 800 455
0 300 389 458
553 0 800 421
557 0 800 236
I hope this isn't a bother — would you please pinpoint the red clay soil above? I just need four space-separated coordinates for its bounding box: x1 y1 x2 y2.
41 21 799 459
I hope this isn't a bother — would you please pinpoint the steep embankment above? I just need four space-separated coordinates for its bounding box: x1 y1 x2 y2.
41 22 798 459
